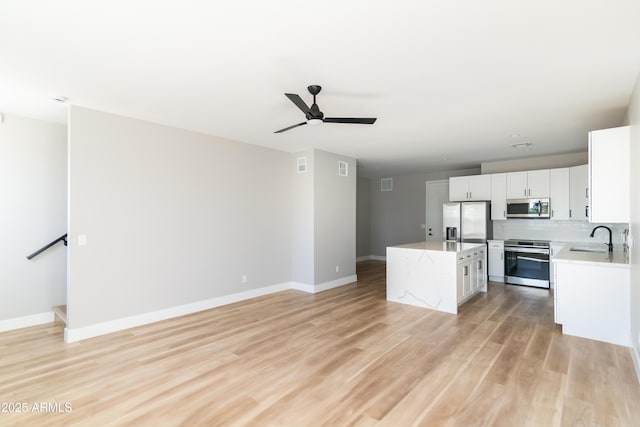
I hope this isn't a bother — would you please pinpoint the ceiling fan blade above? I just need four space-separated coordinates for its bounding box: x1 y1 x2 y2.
285 93 312 115
274 122 307 133
323 117 377 124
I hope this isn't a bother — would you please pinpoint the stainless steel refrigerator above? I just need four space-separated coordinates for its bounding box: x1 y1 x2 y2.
443 202 493 243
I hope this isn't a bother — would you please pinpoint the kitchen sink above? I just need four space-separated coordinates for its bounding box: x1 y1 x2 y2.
570 247 607 253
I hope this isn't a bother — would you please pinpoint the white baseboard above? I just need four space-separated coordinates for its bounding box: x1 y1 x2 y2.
64 282 290 343
632 344 640 385
25 275 360 343
0 311 55 333
356 255 386 262
290 282 316 293
65 276 357 342
315 275 358 292
290 275 358 294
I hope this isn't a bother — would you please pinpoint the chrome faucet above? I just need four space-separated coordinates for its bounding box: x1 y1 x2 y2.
590 225 613 252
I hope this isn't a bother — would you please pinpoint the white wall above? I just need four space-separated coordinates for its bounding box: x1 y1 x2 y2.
627 71 640 378
481 151 588 174
0 114 66 324
291 149 357 287
67 106 292 329
367 168 480 256
291 150 314 285
356 177 371 258
313 150 356 284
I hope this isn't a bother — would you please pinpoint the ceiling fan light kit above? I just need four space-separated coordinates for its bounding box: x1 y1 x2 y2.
274 85 377 133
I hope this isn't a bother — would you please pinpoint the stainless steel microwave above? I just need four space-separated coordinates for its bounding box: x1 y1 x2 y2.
506 198 550 219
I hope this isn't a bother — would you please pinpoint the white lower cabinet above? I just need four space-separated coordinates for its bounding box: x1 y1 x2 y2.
554 260 630 346
457 253 473 303
488 240 504 282
457 248 487 304
549 243 565 288
474 247 486 292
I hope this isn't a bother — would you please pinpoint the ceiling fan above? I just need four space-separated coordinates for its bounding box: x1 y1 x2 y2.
274 85 377 133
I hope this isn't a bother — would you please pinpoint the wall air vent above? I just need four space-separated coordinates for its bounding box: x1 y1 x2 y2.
381 177 393 192
338 161 348 177
297 157 307 173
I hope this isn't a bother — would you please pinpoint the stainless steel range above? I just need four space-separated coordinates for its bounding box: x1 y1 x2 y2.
504 239 550 288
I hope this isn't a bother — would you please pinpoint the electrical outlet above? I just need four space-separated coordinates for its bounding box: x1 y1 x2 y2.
335 265 339 273
241 275 247 284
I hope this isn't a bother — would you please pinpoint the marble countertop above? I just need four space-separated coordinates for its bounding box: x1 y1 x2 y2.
553 243 629 268
388 241 486 253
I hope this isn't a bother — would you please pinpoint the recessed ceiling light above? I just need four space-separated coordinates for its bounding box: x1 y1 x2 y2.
51 95 69 103
510 142 532 150
510 133 520 138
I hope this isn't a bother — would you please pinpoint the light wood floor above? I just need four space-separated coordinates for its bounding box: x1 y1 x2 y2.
1 261 639 426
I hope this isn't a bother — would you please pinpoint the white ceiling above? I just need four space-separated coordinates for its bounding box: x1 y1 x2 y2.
1 1 639 177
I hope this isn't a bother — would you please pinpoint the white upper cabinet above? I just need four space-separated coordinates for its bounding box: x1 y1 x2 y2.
549 168 570 220
569 164 589 221
589 126 630 223
506 170 549 199
449 176 470 201
449 175 491 201
490 173 507 220
506 171 527 199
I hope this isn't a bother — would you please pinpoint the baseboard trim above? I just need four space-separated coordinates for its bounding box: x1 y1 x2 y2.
60 274 361 343
0 311 55 333
356 255 386 262
290 275 358 294
315 275 358 292
64 282 290 343
289 282 316 293
632 345 640 385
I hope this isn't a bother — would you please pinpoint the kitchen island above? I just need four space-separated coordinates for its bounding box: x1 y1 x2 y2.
386 241 487 314
553 243 630 346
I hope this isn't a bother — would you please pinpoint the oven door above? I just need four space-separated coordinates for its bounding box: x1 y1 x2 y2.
504 246 550 288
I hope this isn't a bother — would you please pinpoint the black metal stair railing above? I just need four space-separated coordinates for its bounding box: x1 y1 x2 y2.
26 234 68 260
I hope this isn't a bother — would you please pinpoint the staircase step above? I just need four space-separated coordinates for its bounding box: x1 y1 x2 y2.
53 305 67 326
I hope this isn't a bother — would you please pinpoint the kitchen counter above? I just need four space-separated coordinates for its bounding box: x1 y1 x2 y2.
390 241 486 252
386 241 487 314
553 243 629 268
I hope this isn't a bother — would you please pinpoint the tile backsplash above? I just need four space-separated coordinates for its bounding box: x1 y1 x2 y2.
493 220 628 244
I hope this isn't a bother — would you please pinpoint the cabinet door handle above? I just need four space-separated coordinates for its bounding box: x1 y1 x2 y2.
585 206 589 217
551 209 554 218
524 189 527 197
469 191 472 199
503 210 506 218
569 209 572 218
464 266 468 276
585 188 588 198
